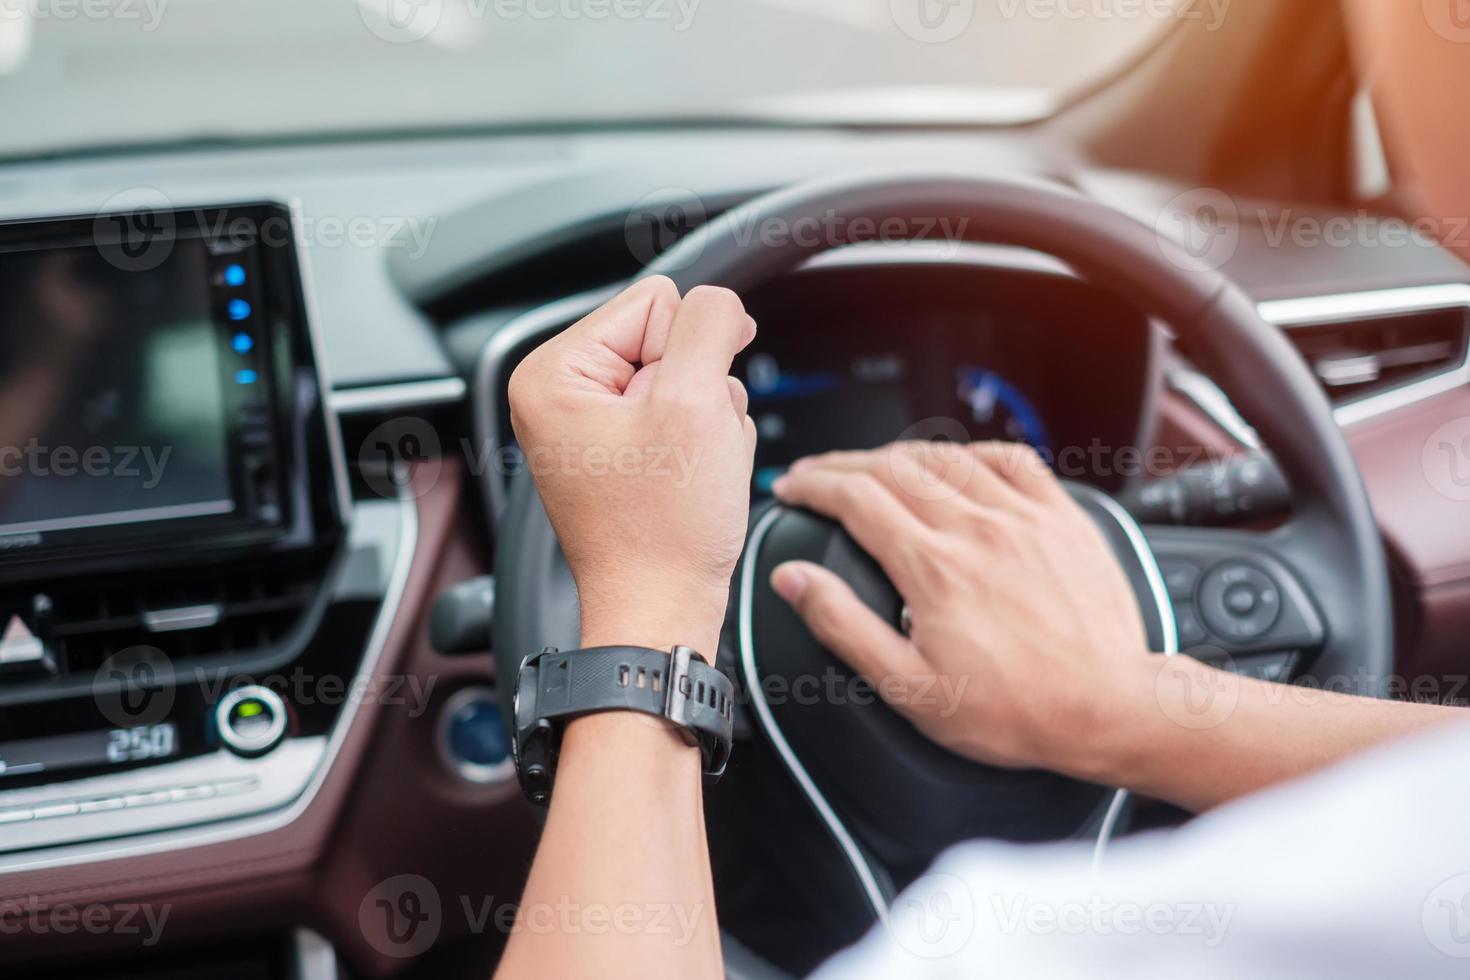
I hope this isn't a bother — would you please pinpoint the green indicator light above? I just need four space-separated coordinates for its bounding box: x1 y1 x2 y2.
237 701 264 718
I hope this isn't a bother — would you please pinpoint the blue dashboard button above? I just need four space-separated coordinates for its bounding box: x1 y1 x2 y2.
447 698 511 768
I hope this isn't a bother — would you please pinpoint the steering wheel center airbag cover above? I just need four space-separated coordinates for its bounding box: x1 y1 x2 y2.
736 491 1170 877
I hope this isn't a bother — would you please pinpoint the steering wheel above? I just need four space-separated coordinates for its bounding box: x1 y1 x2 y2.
493 173 1391 970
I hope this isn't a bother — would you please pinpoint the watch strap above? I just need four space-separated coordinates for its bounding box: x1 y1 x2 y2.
515 645 735 805
532 646 733 737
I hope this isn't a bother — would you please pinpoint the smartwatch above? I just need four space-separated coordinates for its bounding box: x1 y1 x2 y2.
511 645 735 806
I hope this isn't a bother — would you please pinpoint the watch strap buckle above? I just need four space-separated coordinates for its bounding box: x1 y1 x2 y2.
663 644 701 740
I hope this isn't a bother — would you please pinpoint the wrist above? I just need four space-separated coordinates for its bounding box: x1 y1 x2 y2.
1060 652 1166 788
578 617 724 663
578 583 729 658
1071 653 1253 797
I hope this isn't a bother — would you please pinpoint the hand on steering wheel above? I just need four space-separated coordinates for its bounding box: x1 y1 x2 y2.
769 441 1151 775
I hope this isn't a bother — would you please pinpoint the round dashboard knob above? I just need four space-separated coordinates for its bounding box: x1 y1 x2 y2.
216 686 288 757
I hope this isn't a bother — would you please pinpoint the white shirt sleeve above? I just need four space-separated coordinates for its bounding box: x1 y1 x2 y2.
812 720 1470 979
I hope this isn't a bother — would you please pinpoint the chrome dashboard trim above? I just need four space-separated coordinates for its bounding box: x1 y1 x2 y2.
288 196 356 529
0 487 418 874
330 377 468 414
1166 367 1263 451
294 929 340 980
1257 284 1470 428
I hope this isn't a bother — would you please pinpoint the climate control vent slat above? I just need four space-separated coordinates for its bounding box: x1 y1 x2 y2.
2 557 328 683
1281 306 1469 408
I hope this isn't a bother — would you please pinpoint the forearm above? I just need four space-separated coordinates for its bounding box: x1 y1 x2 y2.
1081 655 1464 813
493 278 754 978
494 614 723 980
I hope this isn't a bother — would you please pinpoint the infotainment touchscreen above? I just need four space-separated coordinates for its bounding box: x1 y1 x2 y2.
0 203 343 577
0 238 235 536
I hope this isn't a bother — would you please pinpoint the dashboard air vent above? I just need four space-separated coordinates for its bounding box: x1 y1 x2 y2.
1 557 329 683
1284 306 1469 406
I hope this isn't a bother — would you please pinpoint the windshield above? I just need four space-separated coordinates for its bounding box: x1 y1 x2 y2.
0 0 1202 158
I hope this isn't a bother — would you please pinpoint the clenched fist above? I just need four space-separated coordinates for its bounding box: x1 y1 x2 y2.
508 277 758 656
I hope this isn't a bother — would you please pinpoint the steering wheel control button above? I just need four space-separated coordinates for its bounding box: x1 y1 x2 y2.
1199 563 1282 641
216 686 288 757
1232 652 1300 683
1224 584 1258 615
1160 561 1202 600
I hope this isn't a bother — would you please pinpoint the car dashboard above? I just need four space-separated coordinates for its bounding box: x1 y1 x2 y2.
0 127 1467 978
